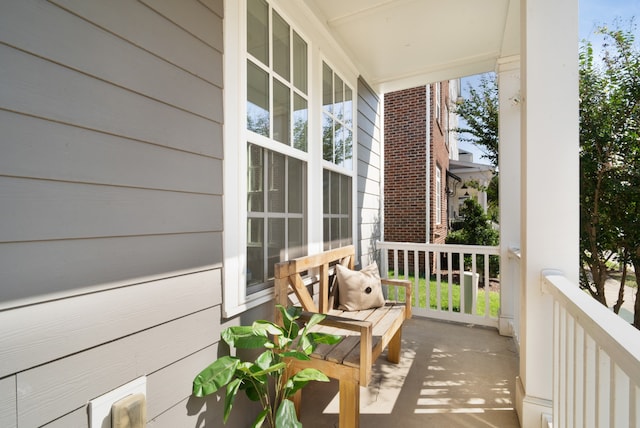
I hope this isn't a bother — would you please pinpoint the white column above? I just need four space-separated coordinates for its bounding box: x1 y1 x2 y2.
497 57 520 338
519 0 579 426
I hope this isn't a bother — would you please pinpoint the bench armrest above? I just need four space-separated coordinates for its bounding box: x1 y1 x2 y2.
298 310 373 384
381 278 412 319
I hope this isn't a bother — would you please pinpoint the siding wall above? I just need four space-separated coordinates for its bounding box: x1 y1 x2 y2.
357 77 383 266
0 0 244 426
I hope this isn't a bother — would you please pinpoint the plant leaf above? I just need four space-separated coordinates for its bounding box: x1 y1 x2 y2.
309 332 342 345
304 313 326 330
222 326 270 349
278 305 301 340
255 350 274 370
250 362 287 377
253 320 284 337
275 400 302 428
281 350 311 361
284 368 330 398
192 356 240 397
251 408 269 428
223 378 242 423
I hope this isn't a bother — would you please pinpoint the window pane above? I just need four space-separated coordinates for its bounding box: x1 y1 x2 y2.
331 171 340 214
267 218 285 278
293 31 307 93
288 157 304 213
343 128 353 170
323 169 330 214
334 74 344 120
247 144 264 212
293 94 307 151
272 11 290 81
335 125 344 166
341 175 351 215
344 85 353 127
247 61 269 136
330 218 340 249
322 62 333 115
322 113 333 162
247 0 269 66
247 218 264 286
341 217 351 246
273 79 290 145
288 218 304 259
268 151 285 212
323 218 330 251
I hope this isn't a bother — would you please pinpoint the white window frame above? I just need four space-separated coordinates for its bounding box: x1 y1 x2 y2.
436 165 442 225
223 0 358 317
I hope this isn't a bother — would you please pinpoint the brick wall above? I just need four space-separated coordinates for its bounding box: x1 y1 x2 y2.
384 82 451 274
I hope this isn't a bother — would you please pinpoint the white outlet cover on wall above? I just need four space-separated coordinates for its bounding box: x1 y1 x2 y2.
89 376 147 428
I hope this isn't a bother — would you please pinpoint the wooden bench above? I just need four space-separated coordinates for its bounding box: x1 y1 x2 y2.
274 245 412 428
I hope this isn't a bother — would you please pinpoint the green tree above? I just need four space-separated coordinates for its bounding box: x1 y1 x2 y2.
454 74 499 169
446 198 499 282
579 22 640 328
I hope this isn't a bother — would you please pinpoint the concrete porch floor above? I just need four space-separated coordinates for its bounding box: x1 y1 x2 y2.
300 317 521 427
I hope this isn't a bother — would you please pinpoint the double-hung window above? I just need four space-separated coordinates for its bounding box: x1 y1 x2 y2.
224 0 356 317
322 62 354 250
245 0 308 293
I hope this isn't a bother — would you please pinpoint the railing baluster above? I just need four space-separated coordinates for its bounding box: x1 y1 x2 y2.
375 241 500 327
413 250 419 309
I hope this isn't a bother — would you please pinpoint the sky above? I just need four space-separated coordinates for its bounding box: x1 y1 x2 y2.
458 0 640 165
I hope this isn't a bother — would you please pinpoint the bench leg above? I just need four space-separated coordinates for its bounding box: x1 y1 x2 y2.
339 379 359 428
387 328 402 364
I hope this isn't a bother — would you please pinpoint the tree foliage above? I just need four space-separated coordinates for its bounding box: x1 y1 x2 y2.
579 21 640 328
454 74 499 169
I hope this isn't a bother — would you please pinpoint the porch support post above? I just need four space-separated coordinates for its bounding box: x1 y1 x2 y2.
496 57 520 338
518 0 579 426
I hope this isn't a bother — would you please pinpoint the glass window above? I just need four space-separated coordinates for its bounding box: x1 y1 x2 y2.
323 170 352 250
272 11 290 81
293 31 307 93
247 0 269 65
246 2 307 152
247 144 306 293
436 166 442 224
247 61 270 137
322 62 353 168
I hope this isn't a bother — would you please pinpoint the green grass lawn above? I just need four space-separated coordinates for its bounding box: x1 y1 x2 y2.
386 273 500 318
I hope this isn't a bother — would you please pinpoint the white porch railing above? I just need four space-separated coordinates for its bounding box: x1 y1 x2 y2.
542 271 640 428
377 241 501 328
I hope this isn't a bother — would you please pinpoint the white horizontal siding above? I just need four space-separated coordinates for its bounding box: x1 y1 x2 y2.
0 45 220 156
41 408 87 428
0 178 221 242
0 0 221 121
199 0 224 16
17 306 223 427
141 0 223 51
49 0 223 86
146 344 219 420
0 376 16 428
0 269 221 376
0 110 222 193
0 232 222 307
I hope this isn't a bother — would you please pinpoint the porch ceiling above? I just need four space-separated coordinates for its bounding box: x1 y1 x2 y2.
304 0 520 93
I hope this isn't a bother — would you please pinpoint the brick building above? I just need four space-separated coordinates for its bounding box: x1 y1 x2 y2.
384 81 459 273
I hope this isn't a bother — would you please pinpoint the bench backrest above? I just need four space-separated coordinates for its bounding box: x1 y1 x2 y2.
274 245 355 316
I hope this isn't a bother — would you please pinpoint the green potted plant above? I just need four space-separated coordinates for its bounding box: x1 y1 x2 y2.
192 305 341 427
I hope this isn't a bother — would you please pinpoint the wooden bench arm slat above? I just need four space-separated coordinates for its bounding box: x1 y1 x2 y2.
381 278 412 319
298 311 373 334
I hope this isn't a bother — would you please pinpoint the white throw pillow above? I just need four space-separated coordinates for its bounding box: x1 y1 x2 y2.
336 262 385 311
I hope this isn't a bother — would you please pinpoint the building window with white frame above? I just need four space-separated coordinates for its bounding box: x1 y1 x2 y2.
435 82 441 124
322 61 354 249
224 0 357 316
436 166 442 224
245 0 308 293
